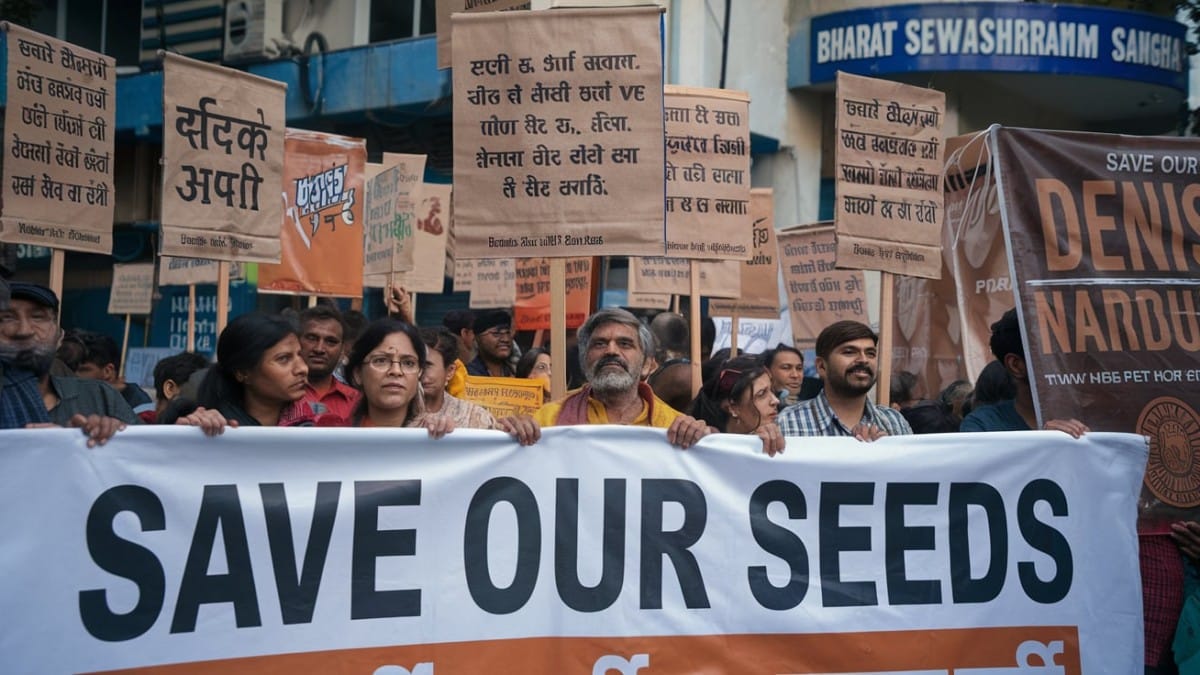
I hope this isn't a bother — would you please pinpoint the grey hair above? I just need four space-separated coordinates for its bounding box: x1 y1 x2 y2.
576 308 655 375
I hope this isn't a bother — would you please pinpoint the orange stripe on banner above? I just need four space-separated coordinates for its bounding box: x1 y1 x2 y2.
92 626 1080 675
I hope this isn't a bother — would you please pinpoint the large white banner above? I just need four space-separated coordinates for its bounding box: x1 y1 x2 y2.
0 427 1145 674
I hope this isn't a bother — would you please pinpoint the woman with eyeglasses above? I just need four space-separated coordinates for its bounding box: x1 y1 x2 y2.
515 346 551 396
323 318 540 443
689 355 785 455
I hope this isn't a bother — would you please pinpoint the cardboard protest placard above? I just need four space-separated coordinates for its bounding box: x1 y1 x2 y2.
363 155 424 286
158 256 244 286
776 224 869 348
452 7 666 258
382 152 426 272
388 183 451 293
258 129 365 297
107 263 155 315
514 257 591 330
991 126 1200 529
834 72 944 279
892 132 1010 397
468 258 515 308
454 258 475 292
435 0 530 70
626 291 671 310
710 189 781 318
627 256 740 299
663 86 752 260
0 23 116 253
160 52 286 263
462 374 544 418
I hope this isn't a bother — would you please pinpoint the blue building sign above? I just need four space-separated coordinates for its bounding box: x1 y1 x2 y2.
807 2 1186 91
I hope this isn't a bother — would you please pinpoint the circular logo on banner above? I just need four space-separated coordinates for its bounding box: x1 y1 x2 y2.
1139 396 1200 508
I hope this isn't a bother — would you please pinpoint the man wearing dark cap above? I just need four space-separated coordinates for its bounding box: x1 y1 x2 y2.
466 309 516 377
0 282 135 442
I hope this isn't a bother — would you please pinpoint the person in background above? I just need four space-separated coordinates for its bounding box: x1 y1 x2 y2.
938 379 973 421
442 309 476 365
71 330 155 417
967 359 1017 414
146 351 208 423
466 310 516 377
777 321 911 440
516 346 552 397
0 282 132 444
762 343 823 409
959 310 1087 436
177 313 313 429
296 305 360 419
888 370 923 410
899 399 961 434
689 354 784 455
339 309 368 382
418 327 497 429
646 312 693 413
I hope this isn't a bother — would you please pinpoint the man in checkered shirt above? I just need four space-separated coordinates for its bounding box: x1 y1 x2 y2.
777 320 911 440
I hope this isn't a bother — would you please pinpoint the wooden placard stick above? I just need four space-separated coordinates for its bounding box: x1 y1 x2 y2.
877 271 894 407
730 313 739 358
549 258 567 400
187 284 197 352
689 260 702 395
119 314 131 379
216 262 230 335
49 249 65 320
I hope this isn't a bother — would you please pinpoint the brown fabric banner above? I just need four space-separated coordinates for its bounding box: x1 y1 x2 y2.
777 225 869 349
258 129 366 297
711 189 781 318
834 72 944 279
436 0 530 70
892 132 1011 396
468 259 515 309
627 257 741 298
160 53 286 263
158 256 244 286
107 263 155 315
663 85 752 260
992 126 1200 528
393 184 451 293
451 7 666 258
363 155 425 281
0 23 116 253
513 257 592 330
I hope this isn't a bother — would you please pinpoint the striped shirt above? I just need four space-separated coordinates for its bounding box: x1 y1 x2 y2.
778 390 912 437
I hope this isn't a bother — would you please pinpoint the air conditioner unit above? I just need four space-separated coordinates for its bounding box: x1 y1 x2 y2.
223 0 371 63
223 0 287 63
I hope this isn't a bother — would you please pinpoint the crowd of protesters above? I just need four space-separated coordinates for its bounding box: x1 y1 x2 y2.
0 274 1196 673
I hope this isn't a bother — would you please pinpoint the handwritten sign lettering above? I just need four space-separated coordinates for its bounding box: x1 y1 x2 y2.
834 72 944 278
160 53 286 263
1 23 116 253
452 7 665 257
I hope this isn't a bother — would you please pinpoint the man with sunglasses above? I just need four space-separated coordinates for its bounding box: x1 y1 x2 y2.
466 309 517 377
